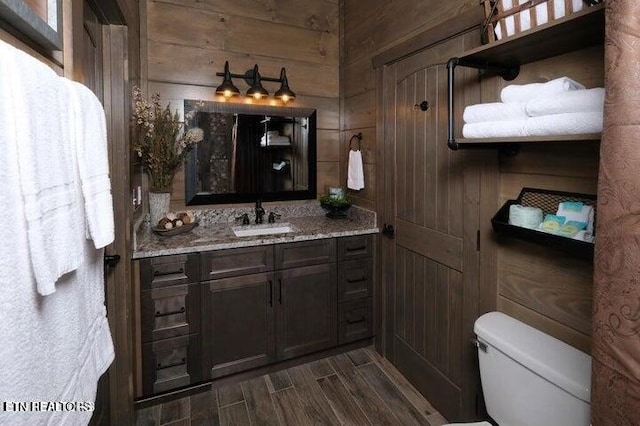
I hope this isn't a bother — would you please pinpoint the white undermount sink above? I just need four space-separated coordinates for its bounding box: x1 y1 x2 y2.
232 223 296 237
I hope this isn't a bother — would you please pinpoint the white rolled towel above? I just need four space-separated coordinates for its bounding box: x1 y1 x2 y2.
525 87 604 117
501 76 585 103
524 112 603 136
462 120 527 139
509 204 543 229
463 102 528 124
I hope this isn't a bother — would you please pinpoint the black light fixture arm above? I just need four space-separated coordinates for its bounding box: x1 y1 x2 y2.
216 62 295 102
215 70 284 84
446 57 520 150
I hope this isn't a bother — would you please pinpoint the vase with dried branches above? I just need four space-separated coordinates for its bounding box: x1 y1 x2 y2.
132 86 203 225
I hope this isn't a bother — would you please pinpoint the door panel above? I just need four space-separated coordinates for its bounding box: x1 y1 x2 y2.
383 30 481 421
276 264 337 360
202 273 275 379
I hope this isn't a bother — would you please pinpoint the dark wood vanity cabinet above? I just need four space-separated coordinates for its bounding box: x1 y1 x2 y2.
138 235 373 398
201 239 337 379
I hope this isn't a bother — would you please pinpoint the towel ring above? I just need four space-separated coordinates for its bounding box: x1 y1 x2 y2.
349 132 362 151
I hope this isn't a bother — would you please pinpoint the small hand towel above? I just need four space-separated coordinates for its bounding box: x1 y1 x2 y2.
524 112 603 136
463 102 528 123
462 120 528 138
63 79 115 249
8 41 80 295
501 76 586 104
347 150 365 190
525 88 605 117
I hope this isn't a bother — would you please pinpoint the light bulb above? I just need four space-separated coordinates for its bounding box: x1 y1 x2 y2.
223 89 232 98
253 92 262 100
281 94 290 103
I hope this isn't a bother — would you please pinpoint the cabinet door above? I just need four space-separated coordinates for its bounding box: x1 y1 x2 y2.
141 283 200 342
338 258 373 302
274 239 336 270
337 235 373 261
201 246 274 280
338 298 373 344
202 273 275 379
141 254 199 289
276 264 337 360
142 334 201 396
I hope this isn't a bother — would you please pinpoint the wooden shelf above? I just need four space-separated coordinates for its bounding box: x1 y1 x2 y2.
447 5 605 151
461 4 604 66
457 133 601 145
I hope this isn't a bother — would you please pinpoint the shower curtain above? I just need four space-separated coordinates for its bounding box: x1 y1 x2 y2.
592 1 640 424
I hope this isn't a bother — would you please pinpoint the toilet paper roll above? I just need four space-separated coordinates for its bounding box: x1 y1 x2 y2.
509 204 544 229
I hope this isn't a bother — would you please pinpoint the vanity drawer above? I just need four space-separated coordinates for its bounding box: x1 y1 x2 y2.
141 283 200 343
200 246 274 280
275 239 336 270
338 298 373 344
142 334 201 396
141 254 199 289
338 259 373 302
337 235 373 261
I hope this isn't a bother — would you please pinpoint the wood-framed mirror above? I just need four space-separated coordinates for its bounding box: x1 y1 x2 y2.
0 0 62 50
184 99 317 205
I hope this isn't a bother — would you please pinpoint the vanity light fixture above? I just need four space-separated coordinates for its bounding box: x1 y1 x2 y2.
215 61 296 103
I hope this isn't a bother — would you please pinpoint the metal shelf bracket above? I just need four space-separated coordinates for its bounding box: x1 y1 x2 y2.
446 57 520 151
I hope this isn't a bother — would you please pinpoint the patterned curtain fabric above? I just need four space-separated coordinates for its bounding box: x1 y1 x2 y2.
592 1 640 424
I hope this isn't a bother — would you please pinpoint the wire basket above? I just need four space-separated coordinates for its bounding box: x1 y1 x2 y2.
491 187 596 258
481 0 602 44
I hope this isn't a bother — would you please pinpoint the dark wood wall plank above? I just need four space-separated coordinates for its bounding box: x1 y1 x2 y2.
144 0 340 206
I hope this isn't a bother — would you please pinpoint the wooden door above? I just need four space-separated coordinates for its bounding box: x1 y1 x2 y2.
74 0 133 423
81 4 109 425
381 31 482 421
202 273 276 379
276 264 337 360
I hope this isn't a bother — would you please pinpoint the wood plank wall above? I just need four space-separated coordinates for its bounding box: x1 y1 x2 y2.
484 45 604 353
340 0 478 211
142 0 340 208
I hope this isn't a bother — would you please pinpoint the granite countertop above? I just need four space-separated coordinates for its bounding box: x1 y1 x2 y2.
133 204 379 259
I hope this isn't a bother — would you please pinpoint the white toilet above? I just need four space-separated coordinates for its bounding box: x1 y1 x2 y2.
447 311 592 426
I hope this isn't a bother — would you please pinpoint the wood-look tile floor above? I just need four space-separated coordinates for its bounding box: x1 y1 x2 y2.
136 347 449 426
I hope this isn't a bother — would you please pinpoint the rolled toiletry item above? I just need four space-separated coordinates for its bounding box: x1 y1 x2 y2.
463 102 528 123
539 214 566 233
525 88 605 117
501 76 585 103
508 204 544 229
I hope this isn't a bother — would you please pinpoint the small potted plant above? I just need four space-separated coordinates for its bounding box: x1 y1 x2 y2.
319 192 352 219
132 86 203 226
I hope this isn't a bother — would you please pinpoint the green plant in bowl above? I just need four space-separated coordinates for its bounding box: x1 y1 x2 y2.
320 193 352 219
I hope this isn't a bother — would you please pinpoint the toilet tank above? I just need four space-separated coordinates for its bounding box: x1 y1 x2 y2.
474 312 591 426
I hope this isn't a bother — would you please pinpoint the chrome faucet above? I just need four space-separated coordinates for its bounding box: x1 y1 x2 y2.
255 200 266 224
